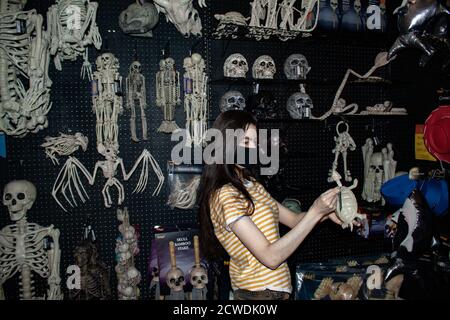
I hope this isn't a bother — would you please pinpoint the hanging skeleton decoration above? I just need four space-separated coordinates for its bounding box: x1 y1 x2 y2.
41 132 88 165
252 55 276 79
328 121 356 183
0 180 62 300
224 53 249 78
331 170 365 231
126 60 148 142
219 91 246 113
156 57 181 133
286 85 313 119
68 235 112 300
190 235 207 300
115 208 141 300
119 0 159 38
183 53 208 146
284 54 311 80
153 0 206 37
0 0 52 138
52 142 165 210
91 52 123 147
165 241 186 300
361 138 397 204
47 0 102 80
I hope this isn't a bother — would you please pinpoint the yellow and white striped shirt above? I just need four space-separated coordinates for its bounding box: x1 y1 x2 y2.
210 180 292 293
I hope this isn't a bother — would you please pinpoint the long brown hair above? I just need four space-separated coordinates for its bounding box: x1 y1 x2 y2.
198 110 258 260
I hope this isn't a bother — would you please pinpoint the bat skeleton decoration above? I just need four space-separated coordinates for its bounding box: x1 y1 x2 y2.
190 235 207 300
165 241 185 300
41 132 88 165
51 142 164 210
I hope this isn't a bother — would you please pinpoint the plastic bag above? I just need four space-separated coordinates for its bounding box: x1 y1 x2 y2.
167 161 202 210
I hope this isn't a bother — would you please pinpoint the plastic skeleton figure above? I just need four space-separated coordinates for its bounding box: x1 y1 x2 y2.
47 0 102 80
0 0 52 138
115 208 141 300
41 132 88 165
183 53 208 146
92 52 123 147
156 57 181 133
328 121 356 183
51 142 165 210
125 60 148 142
1 180 62 300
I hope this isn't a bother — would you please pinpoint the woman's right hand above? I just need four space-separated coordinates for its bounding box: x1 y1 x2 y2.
309 188 340 217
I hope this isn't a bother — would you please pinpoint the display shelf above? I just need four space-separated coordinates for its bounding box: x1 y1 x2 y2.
209 77 395 86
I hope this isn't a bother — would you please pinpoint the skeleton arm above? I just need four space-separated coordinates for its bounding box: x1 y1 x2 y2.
81 2 102 49
46 227 63 300
141 75 147 108
125 76 132 109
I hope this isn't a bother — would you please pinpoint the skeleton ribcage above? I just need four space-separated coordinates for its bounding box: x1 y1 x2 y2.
58 0 88 37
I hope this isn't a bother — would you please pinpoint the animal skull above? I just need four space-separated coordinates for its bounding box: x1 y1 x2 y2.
283 54 311 80
166 268 185 292
3 180 37 222
252 55 276 79
119 1 159 37
224 53 249 78
286 92 313 119
219 91 246 113
190 266 208 289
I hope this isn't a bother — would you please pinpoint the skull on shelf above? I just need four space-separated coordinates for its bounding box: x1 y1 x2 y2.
252 55 276 79
118 1 159 37
2 180 37 222
166 268 185 292
219 91 246 112
286 91 313 119
224 53 249 78
190 266 208 289
283 54 311 80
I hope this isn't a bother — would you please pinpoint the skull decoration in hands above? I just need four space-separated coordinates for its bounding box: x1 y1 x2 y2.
219 91 246 112
247 91 279 119
190 266 208 289
284 54 311 80
3 180 37 222
224 54 249 78
119 1 159 37
252 55 276 79
286 91 313 119
166 268 185 292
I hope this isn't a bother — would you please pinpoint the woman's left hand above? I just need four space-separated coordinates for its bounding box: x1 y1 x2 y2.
320 212 361 227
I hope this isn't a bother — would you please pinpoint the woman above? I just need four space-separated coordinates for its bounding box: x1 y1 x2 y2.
198 110 345 300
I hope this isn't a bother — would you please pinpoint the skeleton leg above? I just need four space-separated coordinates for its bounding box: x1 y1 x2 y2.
343 151 352 182
130 104 139 142
47 228 63 300
102 182 113 208
140 100 148 141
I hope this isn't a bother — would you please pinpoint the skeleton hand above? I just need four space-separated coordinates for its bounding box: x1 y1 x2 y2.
47 275 63 300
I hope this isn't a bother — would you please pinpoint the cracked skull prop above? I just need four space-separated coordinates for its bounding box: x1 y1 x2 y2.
119 1 159 37
3 180 37 222
284 54 311 80
224 54 249 78
219 91 246 113
286 89 313 119
153 0 206 37
252 55 276 79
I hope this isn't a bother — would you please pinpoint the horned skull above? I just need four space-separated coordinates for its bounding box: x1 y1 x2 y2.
166 268 185 292
252 55 276 79
219 91 246 113
119 1 159 37
190 266 208 289
286 92 314 119
3 180 37 222
283 54 311 80
224 53 249 78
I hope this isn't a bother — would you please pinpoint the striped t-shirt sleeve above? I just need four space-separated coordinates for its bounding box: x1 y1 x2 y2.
218 185 250 232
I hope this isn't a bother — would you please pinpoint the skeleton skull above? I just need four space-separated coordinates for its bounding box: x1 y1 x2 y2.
369 153 384 175
153 0 203 37
252 55 276 79
96 53 119 71
283 54 311 80
354 0 362 13
190 266 208 289
3 180 37 222
286 92 313 119
129 61 142 74
119 1 159 37
166 268 185 292
224 53 249 78
219 91 246 113
330 0 339 11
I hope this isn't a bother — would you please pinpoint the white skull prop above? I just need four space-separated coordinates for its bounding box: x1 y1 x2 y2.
224 54 249 78
119 1 159 37
153 0 204 37
3 180 37 222
190 266 208 289
286 92 313 119
354 0 362 13
96 53 119 71
369 153 384 176
219 91 246 112
283 54 311 80
252 55 276 79
166 268 185 292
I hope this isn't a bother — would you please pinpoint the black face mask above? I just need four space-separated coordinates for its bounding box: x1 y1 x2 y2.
234 146 260 171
